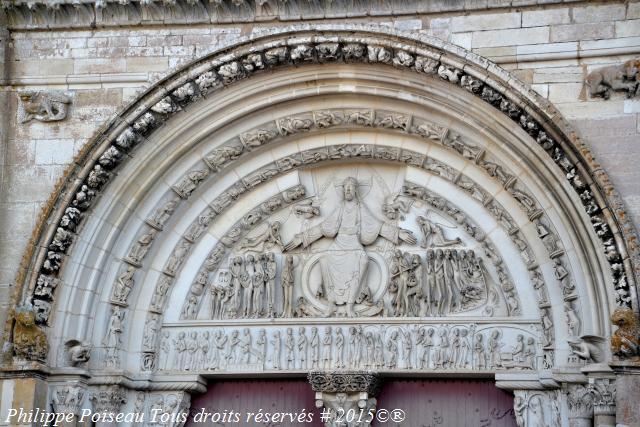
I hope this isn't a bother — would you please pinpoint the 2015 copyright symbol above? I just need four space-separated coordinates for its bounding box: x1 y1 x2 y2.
390 409 406 422
376 409 389 422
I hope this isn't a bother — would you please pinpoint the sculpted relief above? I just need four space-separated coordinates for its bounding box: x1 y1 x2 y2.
94 141 573 375
187 168 516 323
284 177 417 317
159 323 540 373
91 141 571 373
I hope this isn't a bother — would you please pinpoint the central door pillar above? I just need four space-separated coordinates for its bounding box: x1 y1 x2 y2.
308 371 381 426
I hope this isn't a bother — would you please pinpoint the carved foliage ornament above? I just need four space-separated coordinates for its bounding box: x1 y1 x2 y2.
51 386 85 415
23 35 633 362
309 371 382 395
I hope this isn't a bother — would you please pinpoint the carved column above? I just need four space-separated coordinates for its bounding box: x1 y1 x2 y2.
566 384 593 427
145 391 191 427
308 371 381 427
50 385 86 427
610 362 640 427
89 386 126 427
512 389 563 427
587 378 616 427
581 364 616 427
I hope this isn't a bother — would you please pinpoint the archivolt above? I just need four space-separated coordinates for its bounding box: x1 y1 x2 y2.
10 25 638 359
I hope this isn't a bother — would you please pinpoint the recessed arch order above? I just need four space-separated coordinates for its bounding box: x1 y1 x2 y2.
10 25 640 410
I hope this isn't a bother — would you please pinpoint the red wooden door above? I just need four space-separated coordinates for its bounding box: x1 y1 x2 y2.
186 379 322 426
186 379 515 427
375 379 516 427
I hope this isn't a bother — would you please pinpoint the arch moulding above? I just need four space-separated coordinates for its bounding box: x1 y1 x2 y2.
4 24 639 427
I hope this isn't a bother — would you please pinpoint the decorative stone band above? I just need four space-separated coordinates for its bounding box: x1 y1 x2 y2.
152 322 541 374
2 1 575 30
18 29 635 362
308 371 382 396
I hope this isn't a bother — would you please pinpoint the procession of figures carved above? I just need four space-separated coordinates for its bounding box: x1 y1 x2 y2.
193 247 490 322
155 325 539 373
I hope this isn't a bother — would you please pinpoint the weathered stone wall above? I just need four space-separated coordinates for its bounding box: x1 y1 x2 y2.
1 0 639 340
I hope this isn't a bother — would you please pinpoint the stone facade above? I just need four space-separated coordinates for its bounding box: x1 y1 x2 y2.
1 1 639 426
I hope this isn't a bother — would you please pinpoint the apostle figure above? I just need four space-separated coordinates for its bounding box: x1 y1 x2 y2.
285 177 416 317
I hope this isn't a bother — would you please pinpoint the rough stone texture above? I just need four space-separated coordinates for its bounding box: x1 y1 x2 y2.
0 0 638 344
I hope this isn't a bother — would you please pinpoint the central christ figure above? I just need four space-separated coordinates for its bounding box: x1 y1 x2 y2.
285 177 416 317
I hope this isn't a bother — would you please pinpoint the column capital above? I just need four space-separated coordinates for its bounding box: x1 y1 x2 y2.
308 371 382 396
308 371 381 427
51 384 85 415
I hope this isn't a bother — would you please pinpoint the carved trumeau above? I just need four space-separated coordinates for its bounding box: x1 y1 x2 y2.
309 371 380 427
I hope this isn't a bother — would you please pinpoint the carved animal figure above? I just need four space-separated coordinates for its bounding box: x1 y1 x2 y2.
18 91 72 123
585 59 640 99
13 309 48 361
567 335 607 363
65 340 91 366
610 308 640 359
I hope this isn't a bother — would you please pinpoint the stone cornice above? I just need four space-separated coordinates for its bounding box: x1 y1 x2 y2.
1 0 589 30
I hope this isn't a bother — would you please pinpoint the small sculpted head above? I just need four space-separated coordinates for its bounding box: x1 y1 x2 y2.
342 177 358 201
